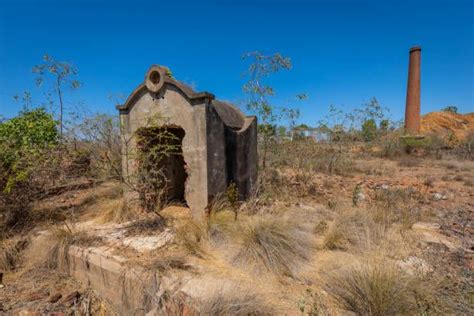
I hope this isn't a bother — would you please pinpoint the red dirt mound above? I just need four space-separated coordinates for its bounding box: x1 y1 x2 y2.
421 111 474 141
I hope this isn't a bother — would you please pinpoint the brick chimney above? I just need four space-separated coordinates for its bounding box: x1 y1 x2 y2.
404 46 422 135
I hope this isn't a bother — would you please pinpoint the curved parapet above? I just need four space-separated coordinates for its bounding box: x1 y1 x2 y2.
116 65 215 113
212 100 246 129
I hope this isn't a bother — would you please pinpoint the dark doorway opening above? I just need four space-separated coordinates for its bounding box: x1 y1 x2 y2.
136 126 187 210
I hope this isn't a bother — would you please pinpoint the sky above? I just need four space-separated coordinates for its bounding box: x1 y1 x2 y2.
0 0 473 126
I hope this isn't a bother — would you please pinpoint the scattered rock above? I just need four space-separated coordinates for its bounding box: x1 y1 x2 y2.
355 192 365 201
397 256 433 276
420 231 457 251
412 222 441 231
48 293 62 303
433 192 447 200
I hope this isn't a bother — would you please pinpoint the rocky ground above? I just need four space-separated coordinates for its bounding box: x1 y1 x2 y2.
0 155 473 315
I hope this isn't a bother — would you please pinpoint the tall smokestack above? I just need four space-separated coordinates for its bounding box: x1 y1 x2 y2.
404 46 421 135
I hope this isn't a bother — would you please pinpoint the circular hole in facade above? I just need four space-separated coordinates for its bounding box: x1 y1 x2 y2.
149 70 161 85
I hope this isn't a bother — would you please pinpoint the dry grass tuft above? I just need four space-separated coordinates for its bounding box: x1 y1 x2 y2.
45 225 103 269
198 288 274 315
397 156 420 168
327 261 411 316
174 218 208 258
372 187 421 229
322 211 363 250
326 259 445 316
0 238 28 271
232 216 311 276
99 197 140 223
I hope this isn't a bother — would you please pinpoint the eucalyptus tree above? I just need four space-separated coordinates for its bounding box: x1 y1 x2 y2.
32 54 81 138
242 51 292 170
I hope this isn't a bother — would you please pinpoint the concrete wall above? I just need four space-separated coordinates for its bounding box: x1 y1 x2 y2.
225 117 258 199
205 105 228 200
118 65 258 219
121 86 209 218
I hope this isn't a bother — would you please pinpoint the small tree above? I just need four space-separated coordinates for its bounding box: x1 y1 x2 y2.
242 51 292 170
442 105 458 113
0 108 58 191
32 54 81 138
361 119 377 142
0 108 59 230
379 119 390 132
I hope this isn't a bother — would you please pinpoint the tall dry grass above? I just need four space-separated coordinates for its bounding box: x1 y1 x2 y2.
232 216 312 276
45 225 102 269
326 259 444 316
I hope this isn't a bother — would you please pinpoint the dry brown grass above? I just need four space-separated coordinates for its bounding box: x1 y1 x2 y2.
231 216 312 276
198 287 274 315
99 197 140 223
0 238 28 271
322 210 364 251
397 155 420 168
174 218 209 258
325 259 442 316
372 187 422 229
45 224 103 269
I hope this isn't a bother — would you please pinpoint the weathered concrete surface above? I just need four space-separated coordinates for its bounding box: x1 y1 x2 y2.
117 65 257 219
405 46 422 135
66 246 153 315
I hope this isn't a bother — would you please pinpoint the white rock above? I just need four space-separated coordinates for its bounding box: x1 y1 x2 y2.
122 229 174 252
433 193 447 201
397 256 433 276
412 222 441 230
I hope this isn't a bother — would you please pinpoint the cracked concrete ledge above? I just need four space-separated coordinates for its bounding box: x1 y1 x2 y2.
66 245 158 315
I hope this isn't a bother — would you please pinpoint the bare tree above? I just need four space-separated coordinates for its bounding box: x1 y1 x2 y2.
32 54 81 138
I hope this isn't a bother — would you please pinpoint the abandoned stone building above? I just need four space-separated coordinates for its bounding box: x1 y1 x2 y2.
117 65 258 218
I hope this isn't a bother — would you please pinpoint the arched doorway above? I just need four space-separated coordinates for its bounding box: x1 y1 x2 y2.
135 126 187 210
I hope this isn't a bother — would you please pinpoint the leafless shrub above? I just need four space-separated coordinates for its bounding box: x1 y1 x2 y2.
372 187 422 229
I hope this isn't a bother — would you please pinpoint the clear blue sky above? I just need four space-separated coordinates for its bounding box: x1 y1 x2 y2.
0 0 473 125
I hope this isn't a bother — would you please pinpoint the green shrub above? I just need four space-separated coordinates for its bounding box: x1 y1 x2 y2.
400 136 430 153
362 119 377 142
0 108 58 192
441 105 458 113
